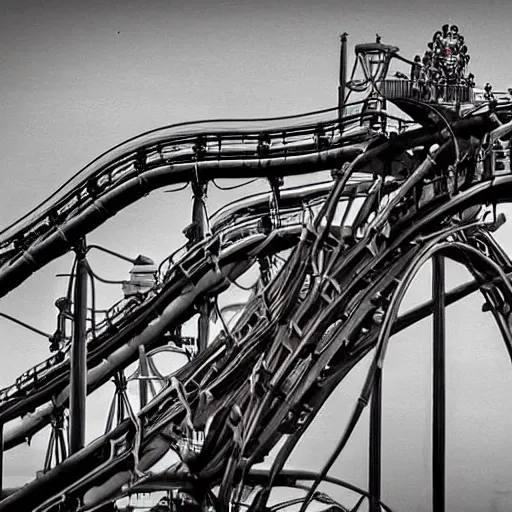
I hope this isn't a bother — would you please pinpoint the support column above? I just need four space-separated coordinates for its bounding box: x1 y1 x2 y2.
197 301 211 353
338 33 348 132
432 254 446 512
69 239 88 455
369 368 382 512
138 345 149 409
191 180 208 241
116 374 126 425
0 423 3 498
192 179 211 353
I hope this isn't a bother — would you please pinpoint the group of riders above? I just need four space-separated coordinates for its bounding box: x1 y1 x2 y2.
411 24 475 101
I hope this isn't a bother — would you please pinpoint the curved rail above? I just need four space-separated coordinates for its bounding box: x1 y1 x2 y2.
2 103 469 299
2 43 512 512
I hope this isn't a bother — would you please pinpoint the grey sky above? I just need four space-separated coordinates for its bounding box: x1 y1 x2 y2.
1 0 512 510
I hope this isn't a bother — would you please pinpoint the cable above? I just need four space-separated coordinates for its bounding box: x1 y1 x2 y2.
87 265 97 334
211 301 237 354
86 244 136 264
202 195 212 235
212 178 260 191
85 261 126 285
397 97 460 166
0 312 51 339
66 257 78 301
227 275 256 292
163 182 190 193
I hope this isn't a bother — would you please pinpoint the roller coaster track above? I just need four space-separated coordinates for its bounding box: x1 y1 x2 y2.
2 26 512 512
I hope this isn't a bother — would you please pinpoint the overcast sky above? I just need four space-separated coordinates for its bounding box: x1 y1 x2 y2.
1 0 512 510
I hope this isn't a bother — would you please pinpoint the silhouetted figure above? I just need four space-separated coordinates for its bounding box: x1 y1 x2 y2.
411 54 422 81
484 82 494 100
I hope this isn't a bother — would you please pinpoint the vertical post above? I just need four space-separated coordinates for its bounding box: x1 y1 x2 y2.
69 238 88 455
197 302 211 353
192 180 211 353
116 381 125 425
191 181 208 241
57 414 68 463
44 427 56 471
509 134 512 171
0 423 3 497
338 33 348 133
138 345 149 409
369 368 382 512
432 254 446 512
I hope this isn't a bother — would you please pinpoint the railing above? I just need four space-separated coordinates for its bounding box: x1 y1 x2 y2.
376 79 474 104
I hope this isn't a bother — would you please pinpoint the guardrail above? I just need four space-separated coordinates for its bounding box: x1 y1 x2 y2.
376 79 474 103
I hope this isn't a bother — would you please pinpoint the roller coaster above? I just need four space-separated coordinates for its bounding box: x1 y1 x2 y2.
1 23 512 512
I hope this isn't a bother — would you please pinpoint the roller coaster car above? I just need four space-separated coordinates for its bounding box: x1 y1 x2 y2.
122 255 157 298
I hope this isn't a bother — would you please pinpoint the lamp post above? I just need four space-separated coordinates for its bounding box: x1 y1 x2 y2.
339 33 348 134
